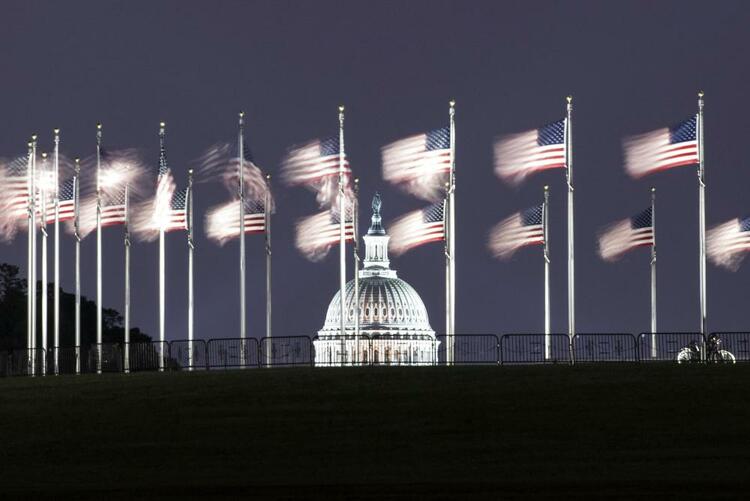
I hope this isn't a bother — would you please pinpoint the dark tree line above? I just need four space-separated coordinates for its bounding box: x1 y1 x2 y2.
0 263 151 351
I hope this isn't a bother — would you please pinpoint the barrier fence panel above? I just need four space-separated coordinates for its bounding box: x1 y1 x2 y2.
436 334 499 365
47 347 81 375
637 332 703 362
89 343 123 373
206 338 260 369
0 350 9 377
126 342 169 372
711 332 750 362
573 333 638 362
363 336 437 367
260 336 313 367
170 340 208 370
10 348 46 376
500 334 571 364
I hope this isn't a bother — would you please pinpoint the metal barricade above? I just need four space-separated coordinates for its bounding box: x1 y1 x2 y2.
637 332 703 362
47 347 82 375
573 333 638 362
436 334 499 365
260 336 313 367
711 332 750 362
125 342 170 372
169 340 208 370
500 334 571 364
10 348 46 376
206 338 260 369
89 343 123 373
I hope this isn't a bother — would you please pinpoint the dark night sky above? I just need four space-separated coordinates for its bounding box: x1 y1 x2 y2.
1 0 749 341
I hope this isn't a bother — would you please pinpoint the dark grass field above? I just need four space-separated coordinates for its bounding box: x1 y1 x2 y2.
1 365 749 499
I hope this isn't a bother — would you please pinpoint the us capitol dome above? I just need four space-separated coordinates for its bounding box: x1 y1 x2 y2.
314 193 438 366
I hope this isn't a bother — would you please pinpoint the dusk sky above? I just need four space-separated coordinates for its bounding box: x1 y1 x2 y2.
1 0 749 341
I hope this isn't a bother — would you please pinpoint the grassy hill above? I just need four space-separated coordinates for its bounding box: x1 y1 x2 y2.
0 365 748 499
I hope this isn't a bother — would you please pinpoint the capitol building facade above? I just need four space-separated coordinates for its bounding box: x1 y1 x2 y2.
314 194 439 366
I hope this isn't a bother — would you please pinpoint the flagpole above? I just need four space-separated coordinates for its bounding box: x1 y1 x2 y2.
353 178 360 365
565 96 575 363
41 152 48 376
544 185 551 360
74 159 81 375
697 91 706 355
238 112 247 367
265 174 272 367
27 138 36 375
53 129 60 375
188 168 195 369
96 123 103 374
158 122 166 371
124 182 130 373
651 187 657 358
338 105 346 367
447 99 456 366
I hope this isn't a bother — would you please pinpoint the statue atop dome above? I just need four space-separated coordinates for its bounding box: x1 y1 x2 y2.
368 192 386 236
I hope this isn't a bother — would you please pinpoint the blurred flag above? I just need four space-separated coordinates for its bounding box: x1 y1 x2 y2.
154 141 176 229
281 137 350 186
389 202 445 256
382 127 450 202
4 156 30 220
205 198 267 245
294 208 354 262
163 187 188 233
488 205 545 260
494 120 566 186
597 207 654 262
198 141 270 202
101 188 127 227
623 116 698 178
707 216 750 271
53 178 76 223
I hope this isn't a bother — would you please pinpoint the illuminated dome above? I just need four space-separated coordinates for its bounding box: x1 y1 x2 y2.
314 193 437 366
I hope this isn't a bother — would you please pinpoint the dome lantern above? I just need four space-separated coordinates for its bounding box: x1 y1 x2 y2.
362 193 395 278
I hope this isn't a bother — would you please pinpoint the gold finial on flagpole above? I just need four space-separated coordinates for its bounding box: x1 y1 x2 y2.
338 105 345 113
31 134 37 141
566 95 573 104
96 123 102 130
651 186 656 193
698 90 704 98
42 152 47 159
54 128 60 135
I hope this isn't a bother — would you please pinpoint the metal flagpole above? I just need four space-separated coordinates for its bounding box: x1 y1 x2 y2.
158 122 167 371
41 152 48 376
27 138 36 375
651 187 657 358
53 129 60 375
697 91 706 356
188 169 195 369
544 185 551 360
96 123 103 374
338 105 347 366
124 182 131 373
565 96 575 363
238 112 247 367
353 178 360 365
265 174 272 367
74 159 81 374
447 100 456 366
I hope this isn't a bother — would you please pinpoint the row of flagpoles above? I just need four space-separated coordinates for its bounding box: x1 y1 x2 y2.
7 91 750 369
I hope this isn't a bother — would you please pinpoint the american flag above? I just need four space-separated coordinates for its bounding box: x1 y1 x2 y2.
101 188 127 227
4 156 31 220
707 216 750 271
294 208 354 262
163 187 188 233
281 137 351 186
382 127 450 201
597 207 654 262
623 116 698 178
204 198 266 245
488 205 545 260
154 138 177 229
388 202 445 256
47 178 76 224
495 119 566 186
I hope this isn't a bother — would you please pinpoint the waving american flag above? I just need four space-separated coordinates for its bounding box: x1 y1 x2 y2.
623 116 698 178
488 205 545 260
382 127 451 202
294 208 354 262
597 207 654 262
388 202 445 256
494 120 566 186
707 216 750 271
